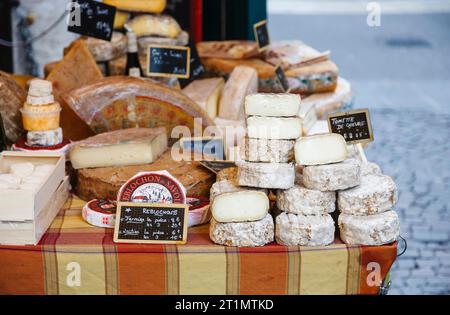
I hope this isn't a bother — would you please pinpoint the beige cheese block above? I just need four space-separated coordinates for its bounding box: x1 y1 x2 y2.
127 14 181 38
244 93 301 117
70 127 167 169
338 174 398 215
295 133 347 165
85 32 127 62
247 117 302 140
237 161 295 189
276 184 336 215
209 214 274 247
298 102 317 135
360 162 382 176
240 137 295 163
275 213 335 246
211 190 269 223
218 66 258 120
339 211 400 245
303 158 361 191
182 78 225 119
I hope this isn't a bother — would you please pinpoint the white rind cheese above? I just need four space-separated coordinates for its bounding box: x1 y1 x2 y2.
338 174 398 215
209 214 274 247
26 128 63 147
275 213 335 246
295 133 347 165
244 93 301 117
298 102 318 135
360 162 382 176
237 161 295 189
276 184 336 215
211 190 269 223
240 137 295 163
26 95 54 106
302 158 361 191
338 211 400 245
247 116 302 140
210 179 268 202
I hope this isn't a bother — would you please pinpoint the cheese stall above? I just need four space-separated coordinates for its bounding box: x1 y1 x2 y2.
0 0 398 295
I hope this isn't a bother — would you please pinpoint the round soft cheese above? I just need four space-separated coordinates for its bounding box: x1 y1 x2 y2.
237 161 295 189
277 184 336 215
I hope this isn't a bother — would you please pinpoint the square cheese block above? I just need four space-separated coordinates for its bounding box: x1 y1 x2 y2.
244 93 301 117
211 190 269 223
247 117 302 140
182 78 225 119
70 127 168 169
295 133 347 165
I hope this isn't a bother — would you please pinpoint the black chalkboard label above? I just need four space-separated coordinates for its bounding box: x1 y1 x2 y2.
0 112 7 152
327 109 374 144
67 0 116 41
179 41 205 88
275 65 290 92
114 202 189 244
253 20 270 51
147 45 191 79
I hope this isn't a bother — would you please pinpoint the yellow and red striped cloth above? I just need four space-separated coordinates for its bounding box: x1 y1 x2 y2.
0 195 397 295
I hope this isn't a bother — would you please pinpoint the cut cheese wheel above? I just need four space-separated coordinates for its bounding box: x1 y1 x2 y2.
276 185 336 215
237 161 295 189
210 179 268 201
70 128 167 169
295 133 347 165
85 32 127 62
211 190 269 223
338 174 398 215
275 212 335 246
240 137 295 163
26 128 63 147
218 66 258 121
209 214 274 247
339 211 400 245
244 93 301 117
127 14 181 38
247 116 302 140
63 76 213 138
182 78 225 119
298 102 318 135
103 0 166 13
302 158 361 191
307 120 329 136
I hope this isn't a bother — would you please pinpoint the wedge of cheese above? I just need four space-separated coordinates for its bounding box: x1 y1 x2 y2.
295 133 347 165
127 14 181 38
211 191 269 223
247 117 302 140
103 0 166 13
70 128 167 169
218 66 258 120
244 93 301 117
298 102 317 135
182 78 224 119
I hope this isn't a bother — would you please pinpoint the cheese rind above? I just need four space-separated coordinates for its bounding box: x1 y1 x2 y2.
295 133 347 165
85 32 127 62
237 161 295 189
26 128 63 147
182 78 224 119
240 137 295 163
70 128 167 169
247 117 302 140
302 158 361 191
338 174 398 215
339 211 400 245
210 179 267 201
216 167 238 182
127 14 181 38
244 93 301 117
211 190 269 223
276 185 336 215
275 213 335 246
209 214 274 247
360 162 382 176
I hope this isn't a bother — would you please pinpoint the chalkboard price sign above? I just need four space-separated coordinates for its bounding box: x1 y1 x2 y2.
114 202 189 244
275 65 290 92
327 109 374 144
67 0 116 41
253 20 270 51
147 45 191 79
179 41 205 88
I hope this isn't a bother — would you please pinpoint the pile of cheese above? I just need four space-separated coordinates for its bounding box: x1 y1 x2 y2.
0 162 54 191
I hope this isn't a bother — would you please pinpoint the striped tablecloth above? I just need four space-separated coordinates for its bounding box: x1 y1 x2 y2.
0 195 397 295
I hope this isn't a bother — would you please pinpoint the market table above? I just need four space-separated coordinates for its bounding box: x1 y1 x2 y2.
0 195 397 295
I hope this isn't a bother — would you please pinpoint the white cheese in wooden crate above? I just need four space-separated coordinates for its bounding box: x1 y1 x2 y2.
295 133 347 165
338 174 398 215
275 212 335 246
209 214 274 247
244 93 301 117
247 117 302 140
302 158 361 191
338 211 400 245
240 137 295 163
276 184 336 215
237 161 295 189
26 128 63 147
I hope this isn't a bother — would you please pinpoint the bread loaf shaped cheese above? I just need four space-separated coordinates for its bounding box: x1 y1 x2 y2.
70 127 167 169
240 137 295 163
182 78 225 119
237 161 295 189
247 117 302 140
103 0 166 13
295 133 347 165
276 184 336 215
244 93 301 117
127 14 181 38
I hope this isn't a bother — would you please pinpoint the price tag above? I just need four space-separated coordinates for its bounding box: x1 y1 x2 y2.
67 0 116 41
275 65 290 92
327 109 374 144
253 20 270 51
179 41 205 88
147 44 191 79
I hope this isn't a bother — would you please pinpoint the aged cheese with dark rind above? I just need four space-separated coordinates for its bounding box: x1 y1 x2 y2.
240 137 295 163
237 161 295 189
75 150 215 201
276 184 336 215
